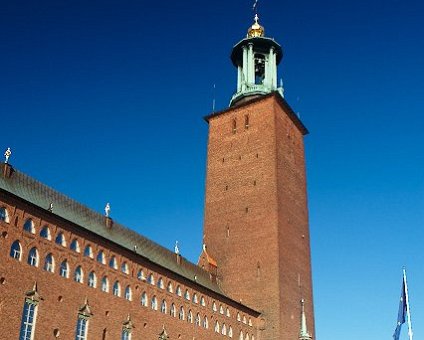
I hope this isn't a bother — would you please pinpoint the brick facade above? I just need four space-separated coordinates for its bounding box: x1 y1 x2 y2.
203 93 315 340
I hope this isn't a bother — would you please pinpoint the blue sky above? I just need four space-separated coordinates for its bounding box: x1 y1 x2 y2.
1 1 423 339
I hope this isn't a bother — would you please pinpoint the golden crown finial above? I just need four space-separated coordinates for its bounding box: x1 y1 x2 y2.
248 14 265 38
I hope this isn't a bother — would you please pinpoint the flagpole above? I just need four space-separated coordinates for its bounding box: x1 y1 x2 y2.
403 268 413 340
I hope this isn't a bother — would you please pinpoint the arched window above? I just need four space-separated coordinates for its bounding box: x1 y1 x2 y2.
192 293 198 304
170 303 176 317
151 296 158 310
44 253 54 272
178 306 185 320
0 207 9 223
200 296 206 306
109 256 118 269
220 304 224 314
147 273 155 285
23 218 35 234
214 321 220 333
137 269 145 280
55 232 66 247
212 301 217 312
60 260 69 278
141 292 148 307
222 323 227 335
239 331 244 340
243 316 247 324
10 240 22 260
237 312 241 321
40 226 51 240
101 277 109 292
248 318 252 326
121 262 129 274
88 272 96 288
195 313 201 326
70 239 80 253
27 247 39 267
184 289 190 300
74 266 83 283
245 333 250 340
157 277 164 289
113 281 121 297
229 326 233 338
227 307 231 317
203 316 209 329
125 286 132 301
160 299 167 314
75 314 89 340
96 250 105 264
176 285 182 296
187 310 193 323
167 281 173 293
84 245 93 258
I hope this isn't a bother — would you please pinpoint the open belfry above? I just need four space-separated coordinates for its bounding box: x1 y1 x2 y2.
0 14 314 340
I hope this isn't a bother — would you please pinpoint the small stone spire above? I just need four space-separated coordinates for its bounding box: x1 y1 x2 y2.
299 299 313 340
4 148 11 164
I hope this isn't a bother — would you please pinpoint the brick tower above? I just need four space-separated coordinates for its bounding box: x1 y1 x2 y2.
202 15 315 340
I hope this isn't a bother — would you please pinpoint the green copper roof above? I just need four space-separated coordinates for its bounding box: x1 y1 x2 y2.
0 164 232 300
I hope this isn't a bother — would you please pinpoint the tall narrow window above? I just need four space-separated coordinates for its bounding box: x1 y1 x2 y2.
44 253 54 273
151 296 158 310
203 316 209 329
0 207 9 223
141 292 148 307
121 315 133 340
187 310 193 323
70 239 80 253
27 247 39 267
74 266 83 283
96 251 105 264
83 245 93 258
147 273 155 285
60 260 69 278
179 306 185 320
160 299 167 314
75 315 88 340
109 256 117 269
113 281 121 297
170 303 176 317
40 226 51 240
157 277 164 289
101 277 109 292
10 240 22 260
121 262 129 274
122 329 131 340
125 286 132 301
19 299 38 340
245 114 249 129
195 313 201 326
55 232 66 247
232 118 237 134
88 272 96 288
167 281 173 293
137 269 145 280
23 218 35 234
184 289 190 300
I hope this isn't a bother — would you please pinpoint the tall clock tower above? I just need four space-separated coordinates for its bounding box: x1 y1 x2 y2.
202 15 315 339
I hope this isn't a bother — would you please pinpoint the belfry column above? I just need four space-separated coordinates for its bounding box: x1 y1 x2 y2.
248 43 254 85
242 45 248 90
269 46 276 89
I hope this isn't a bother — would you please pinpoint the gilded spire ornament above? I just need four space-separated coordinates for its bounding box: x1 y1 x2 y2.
247 14 265 38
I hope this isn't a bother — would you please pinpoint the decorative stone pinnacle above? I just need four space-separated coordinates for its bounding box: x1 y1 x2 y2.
174 241 180 255
4 148 11 164
105 202 111 217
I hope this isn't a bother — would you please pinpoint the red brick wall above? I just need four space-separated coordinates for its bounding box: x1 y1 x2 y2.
0 194 257 340
203 95 315 340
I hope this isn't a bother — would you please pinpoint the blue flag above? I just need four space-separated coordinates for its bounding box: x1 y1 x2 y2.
393 278 407 340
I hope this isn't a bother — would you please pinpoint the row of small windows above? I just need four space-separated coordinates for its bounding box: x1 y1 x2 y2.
232 115 250 134
10 240 253 327
9 241 133 300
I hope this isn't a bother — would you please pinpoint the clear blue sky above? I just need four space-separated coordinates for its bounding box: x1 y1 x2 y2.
1 1 423 339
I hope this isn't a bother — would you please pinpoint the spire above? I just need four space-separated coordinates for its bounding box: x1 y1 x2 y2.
299 299 313 340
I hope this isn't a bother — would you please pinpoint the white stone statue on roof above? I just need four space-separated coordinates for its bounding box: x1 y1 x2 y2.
174 241 180 255
105 202 111 217
4 147 11 164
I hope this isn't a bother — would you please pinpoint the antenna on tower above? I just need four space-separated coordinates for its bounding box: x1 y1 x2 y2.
212 83 216 112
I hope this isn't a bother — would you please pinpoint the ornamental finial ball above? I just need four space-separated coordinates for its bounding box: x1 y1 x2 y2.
247 14 265 38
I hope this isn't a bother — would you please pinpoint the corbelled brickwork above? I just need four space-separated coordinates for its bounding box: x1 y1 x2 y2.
203 93 314 340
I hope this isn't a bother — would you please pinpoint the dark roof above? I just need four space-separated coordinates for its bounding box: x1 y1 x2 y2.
0 163 259 314
205 92 309 136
